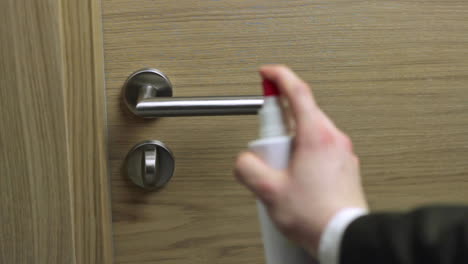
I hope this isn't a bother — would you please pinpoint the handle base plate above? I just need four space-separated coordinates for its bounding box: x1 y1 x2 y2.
123 68 173 114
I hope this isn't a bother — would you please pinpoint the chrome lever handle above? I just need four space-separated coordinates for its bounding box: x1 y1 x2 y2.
123 68 264 118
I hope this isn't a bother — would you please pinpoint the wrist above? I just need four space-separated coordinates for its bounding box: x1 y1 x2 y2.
307 210 341 256
317 208 369 264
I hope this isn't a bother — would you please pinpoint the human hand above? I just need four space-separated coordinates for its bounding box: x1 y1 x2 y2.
234 65 368 256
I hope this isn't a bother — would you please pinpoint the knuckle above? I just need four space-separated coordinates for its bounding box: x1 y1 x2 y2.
297 121 336 150
274 212 299 234
352 154 360 165
316 125 354 152
290 81 307 94
258 182 282 205
317 125 338 147
339 133 354 152
298 133 317 149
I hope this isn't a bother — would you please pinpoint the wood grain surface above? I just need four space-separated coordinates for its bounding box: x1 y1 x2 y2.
61 0 114 263
0 1 75 262
102 0 468 263
0 0 113 263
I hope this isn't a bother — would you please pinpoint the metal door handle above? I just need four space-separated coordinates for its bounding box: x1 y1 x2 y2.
123 68 264 118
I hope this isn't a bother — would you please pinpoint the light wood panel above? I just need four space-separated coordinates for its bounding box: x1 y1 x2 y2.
102 0 468 263
0 0 75 262
61 0 114 263
0 0 113 263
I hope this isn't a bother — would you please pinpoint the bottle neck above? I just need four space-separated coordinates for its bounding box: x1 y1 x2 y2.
259 97 287 138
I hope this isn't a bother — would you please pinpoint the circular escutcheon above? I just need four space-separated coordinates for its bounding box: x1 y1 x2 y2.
124 140 175 190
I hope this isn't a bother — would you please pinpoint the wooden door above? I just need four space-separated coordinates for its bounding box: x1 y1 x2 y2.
102 1 468 263
0 0 113 263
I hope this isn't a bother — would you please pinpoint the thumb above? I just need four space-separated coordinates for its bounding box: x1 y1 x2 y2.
234 152 286 204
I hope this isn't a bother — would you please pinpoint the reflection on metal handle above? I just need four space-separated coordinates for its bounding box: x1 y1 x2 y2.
123 68 264 118
143 147 157 187
136 96 263 117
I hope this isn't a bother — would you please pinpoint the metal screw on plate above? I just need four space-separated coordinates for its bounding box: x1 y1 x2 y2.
124 140 175 190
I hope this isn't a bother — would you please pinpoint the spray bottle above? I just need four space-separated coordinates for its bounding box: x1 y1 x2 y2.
248 79 314 264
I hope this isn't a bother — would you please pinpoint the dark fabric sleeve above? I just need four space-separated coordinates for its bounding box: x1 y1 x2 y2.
340 206 468 264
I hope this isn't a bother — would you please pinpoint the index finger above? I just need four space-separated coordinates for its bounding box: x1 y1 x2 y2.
259 65 319 145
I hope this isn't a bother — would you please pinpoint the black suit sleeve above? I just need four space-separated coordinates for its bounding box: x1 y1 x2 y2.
340 206 468 264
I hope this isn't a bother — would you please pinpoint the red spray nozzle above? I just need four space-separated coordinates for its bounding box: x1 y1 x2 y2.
262 79 280 96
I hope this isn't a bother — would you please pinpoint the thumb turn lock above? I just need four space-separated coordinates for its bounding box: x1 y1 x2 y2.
124 140 175 190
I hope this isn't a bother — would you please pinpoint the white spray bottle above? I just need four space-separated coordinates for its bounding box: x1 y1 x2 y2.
248 79 314 264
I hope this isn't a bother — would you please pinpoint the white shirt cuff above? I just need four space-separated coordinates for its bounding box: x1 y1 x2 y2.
318 208 369 264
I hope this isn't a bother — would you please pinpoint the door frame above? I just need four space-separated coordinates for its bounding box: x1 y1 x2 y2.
0 0 113 263
60 0 113 263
